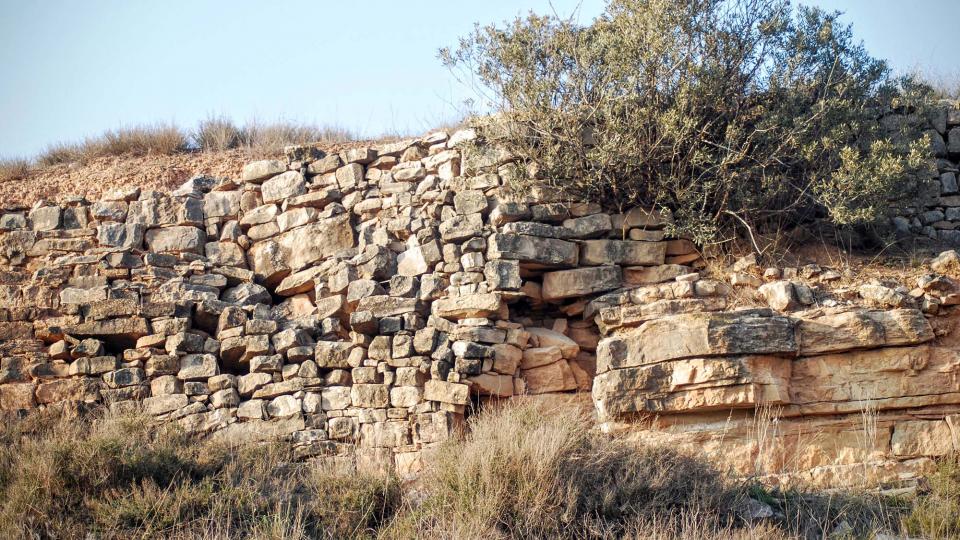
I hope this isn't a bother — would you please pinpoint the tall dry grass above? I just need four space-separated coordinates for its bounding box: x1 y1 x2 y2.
0 406 399 539
36 123 189 166
0 401 953 539
192 115 354 157
903 454 960 538
20 118 355 170
0 158 31 183
383 401 754 539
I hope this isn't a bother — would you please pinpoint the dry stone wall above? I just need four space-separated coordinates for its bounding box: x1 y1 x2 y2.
891 102 960 242
0 130 701 474
2 128 960 487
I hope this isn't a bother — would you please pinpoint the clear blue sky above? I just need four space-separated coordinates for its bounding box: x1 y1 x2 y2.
1 0 958 159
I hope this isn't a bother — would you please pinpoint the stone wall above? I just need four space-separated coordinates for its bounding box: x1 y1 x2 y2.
891 102 960 242
1 128 959 487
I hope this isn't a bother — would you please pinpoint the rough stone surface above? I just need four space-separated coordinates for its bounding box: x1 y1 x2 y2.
6 131 957 489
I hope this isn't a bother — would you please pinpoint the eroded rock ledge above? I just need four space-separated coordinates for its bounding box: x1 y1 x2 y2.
1 130 959 488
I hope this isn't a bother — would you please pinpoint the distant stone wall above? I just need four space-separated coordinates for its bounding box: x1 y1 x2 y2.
890 102 960 243
1 127 959 487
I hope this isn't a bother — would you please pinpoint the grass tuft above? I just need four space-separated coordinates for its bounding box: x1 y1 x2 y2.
384 401 742 539
903 455 960 538
192 115 355 157
0 158 31 183
36 123 189 166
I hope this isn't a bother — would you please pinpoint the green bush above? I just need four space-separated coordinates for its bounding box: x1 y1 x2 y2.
442 0 933 244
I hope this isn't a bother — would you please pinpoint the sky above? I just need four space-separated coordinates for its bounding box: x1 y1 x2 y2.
1 0 959 159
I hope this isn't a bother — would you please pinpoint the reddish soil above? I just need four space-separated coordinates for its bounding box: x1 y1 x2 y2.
0 139 389 210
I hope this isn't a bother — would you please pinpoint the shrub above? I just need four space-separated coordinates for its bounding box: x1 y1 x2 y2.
442 0 933 245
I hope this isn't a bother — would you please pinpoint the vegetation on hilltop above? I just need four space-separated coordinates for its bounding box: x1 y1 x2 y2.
0 118 355 184
442 0 936 245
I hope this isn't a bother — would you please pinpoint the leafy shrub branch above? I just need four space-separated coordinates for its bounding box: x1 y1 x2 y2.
442 0 933 244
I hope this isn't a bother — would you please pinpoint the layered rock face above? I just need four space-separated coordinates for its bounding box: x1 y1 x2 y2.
1 130 958 486
593 267 960 487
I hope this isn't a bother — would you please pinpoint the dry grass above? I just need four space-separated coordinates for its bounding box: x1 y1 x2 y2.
0 158 31 183
19 118 355 171
0 406 399 539
0 402 953 539
384 401 755 539
903 455 960 538
192 116 354 157
36 123 189 166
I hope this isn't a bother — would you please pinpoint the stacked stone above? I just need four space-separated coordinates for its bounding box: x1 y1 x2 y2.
0 125 713 472
6 124 960 486
888 102 960 243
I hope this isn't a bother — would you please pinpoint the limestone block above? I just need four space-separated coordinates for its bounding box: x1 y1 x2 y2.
432 293 502 319
97 223 144 249
145 226 206 255
522 360 577 394
268 395 302 419
247 213 355 285
178 354 219 381
0 383 36 410
542 266 622 301
261 171 307 204
579 240 666 266
351 384 390 408
623 264 692 285
314 341 354 369
562 213 611 239
623 207 672 228
487 233 578 267
356 295 418 318
526 327 580 358
439 213 484 241
790 345 960 414
759 281 798 311
891 420 956 457
241 160 285 183
397 241 442 277
204 191 241 218
390 386 423 408
424 380 469 405
205 241 247 268
797 308 932 356
144 394 189 415
469 373 514 397
66 317 150 349
596 311 797 373
29 206 61 231
35 378 100 404
594 360 789 422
